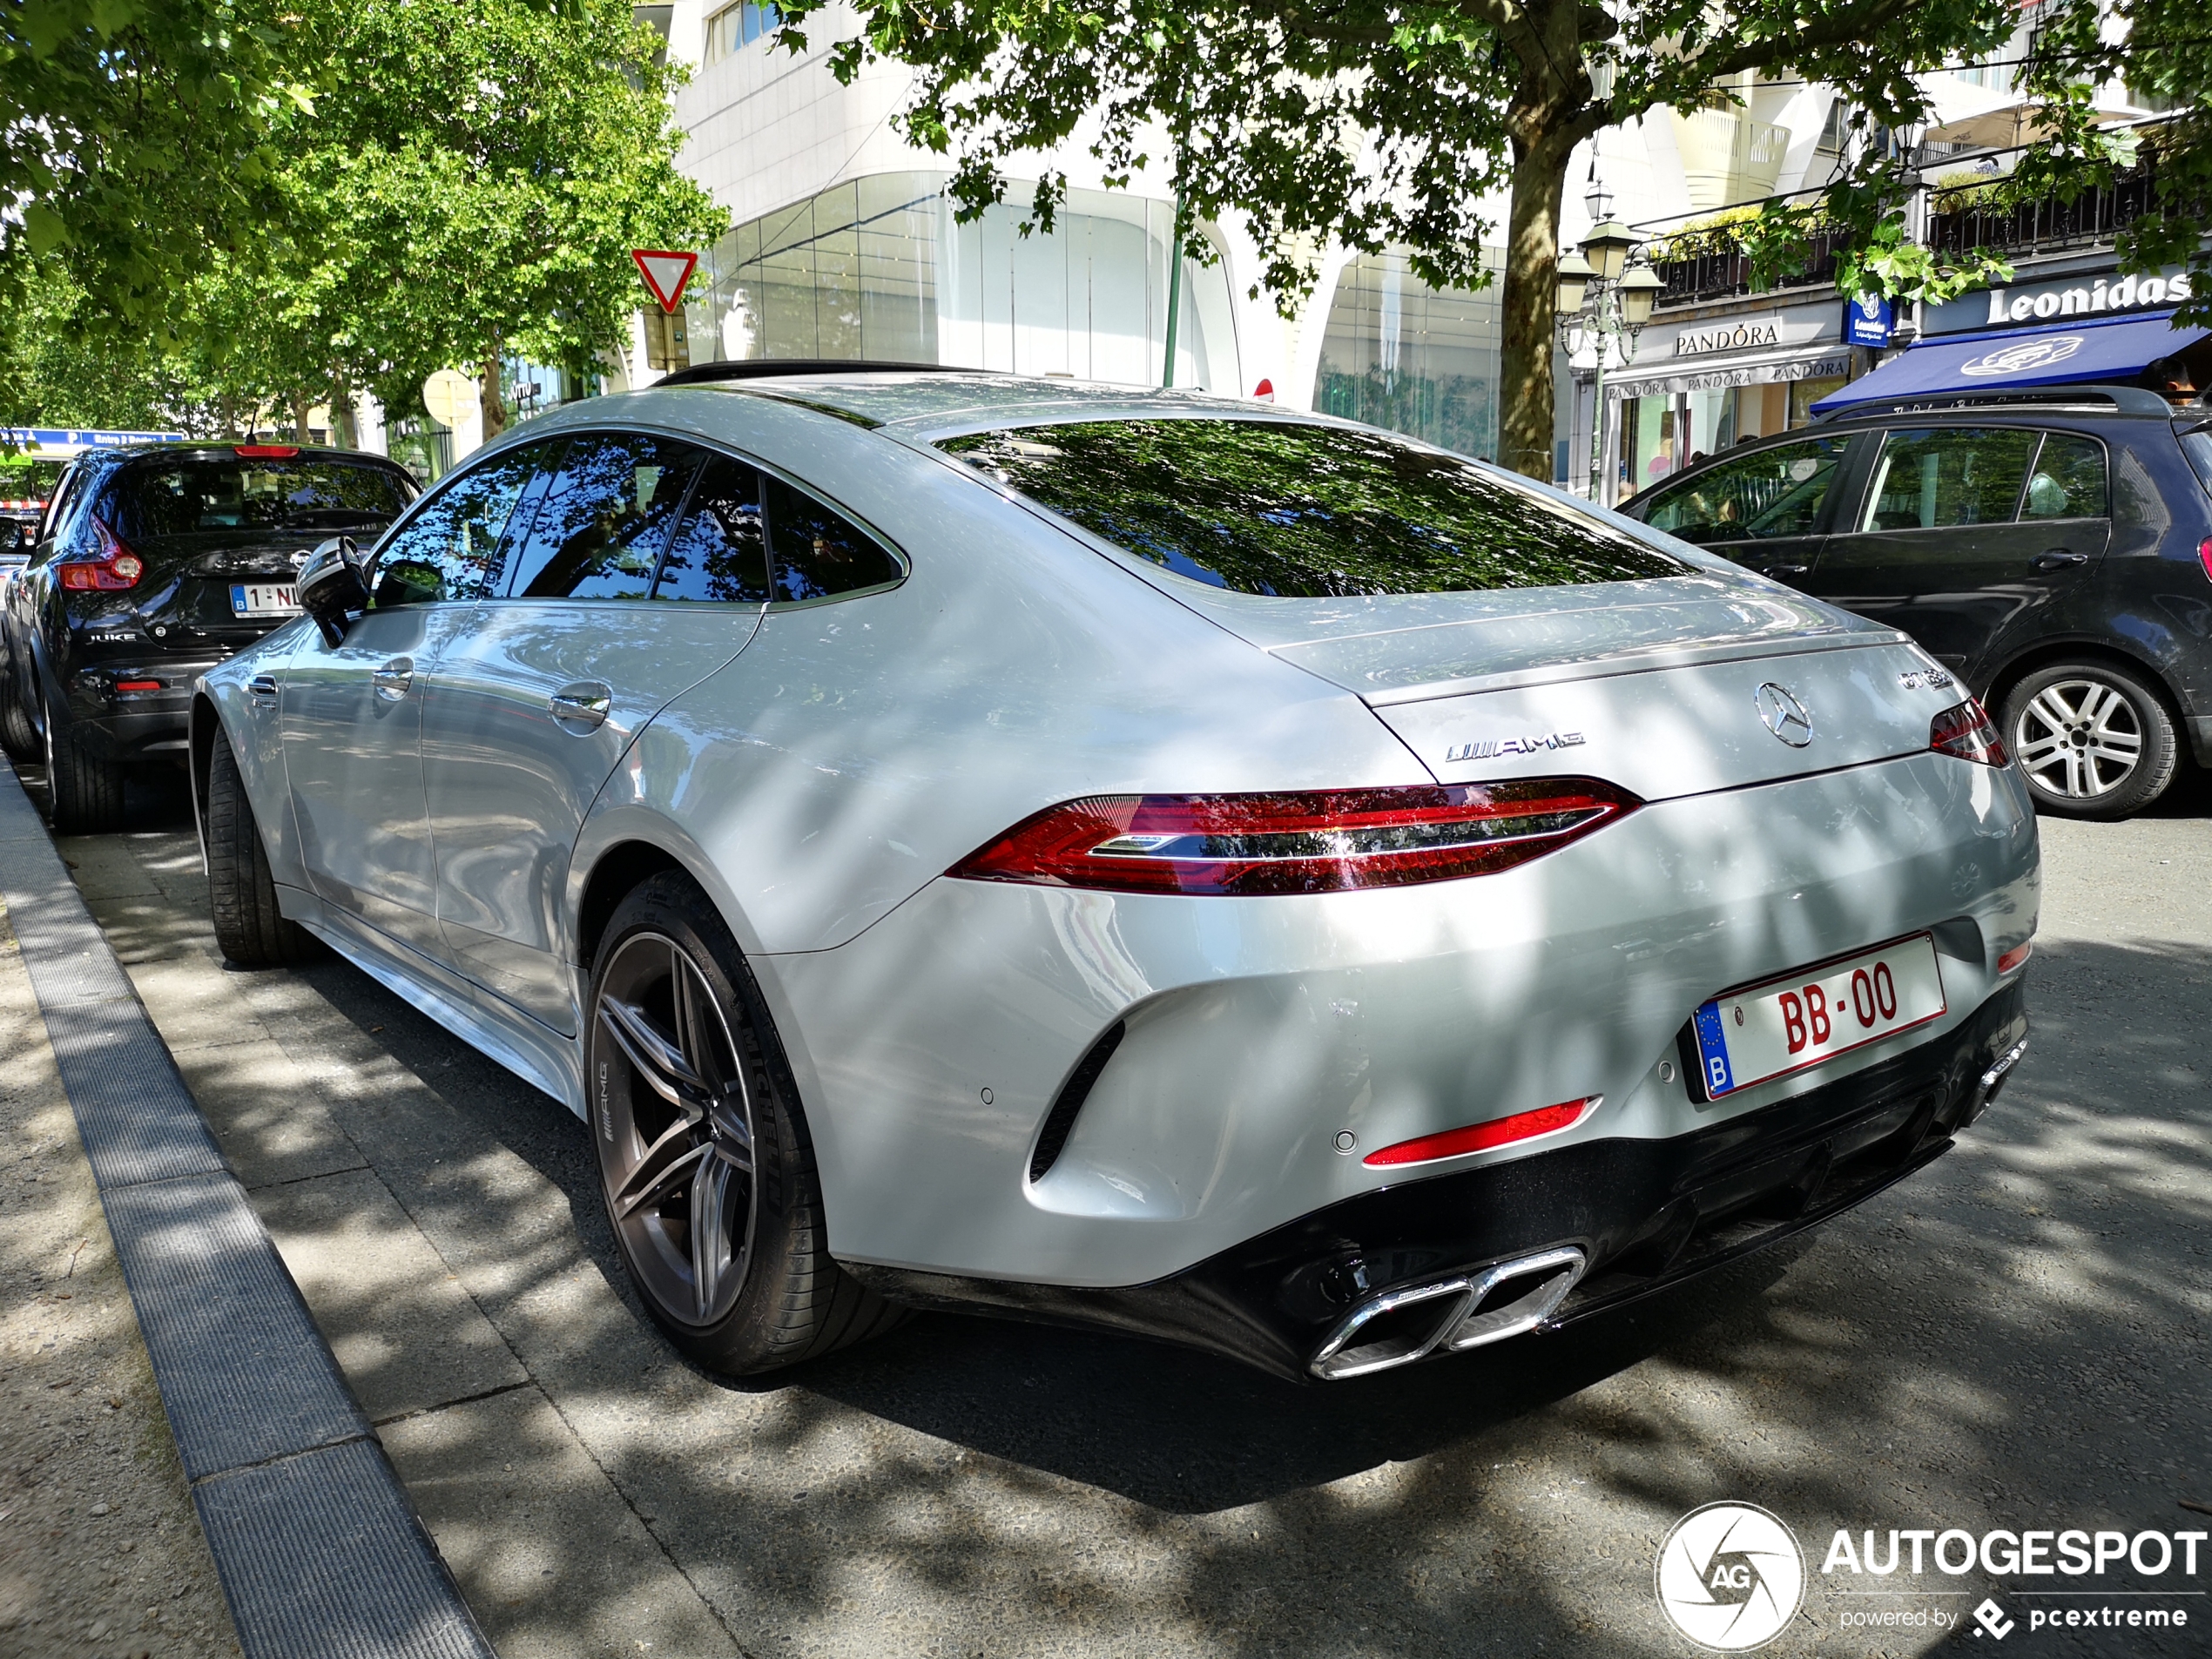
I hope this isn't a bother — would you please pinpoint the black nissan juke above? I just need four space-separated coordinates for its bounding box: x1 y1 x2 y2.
0 443 417 830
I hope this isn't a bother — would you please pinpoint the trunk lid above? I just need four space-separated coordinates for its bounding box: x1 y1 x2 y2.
1170 572 1964 802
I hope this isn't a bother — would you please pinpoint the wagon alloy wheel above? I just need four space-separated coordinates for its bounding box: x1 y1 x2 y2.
595 932 759 1327
1999 660 2178 821
2012 678 2142 799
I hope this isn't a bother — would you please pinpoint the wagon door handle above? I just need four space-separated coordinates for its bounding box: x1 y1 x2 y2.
2030 548 2088 570
549 681 612 732
372 658 414 701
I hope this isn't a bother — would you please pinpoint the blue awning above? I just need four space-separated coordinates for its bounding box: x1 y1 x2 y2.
1811 308 2209 416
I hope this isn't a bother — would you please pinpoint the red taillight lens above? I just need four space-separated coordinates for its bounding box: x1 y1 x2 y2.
1363 1097 1595 1168
1929 698 2007 766
948 778 1640 896
55 515 145 591
234 443 300 457
113 679 163 693
1996 940 2033 974
2199 536 2212 583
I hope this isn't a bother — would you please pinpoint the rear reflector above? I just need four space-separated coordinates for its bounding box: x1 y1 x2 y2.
1996 941 2033 974
1929 698 2007 765
949 779 1640 897
1363 1098 1596 1167
113 679 162 693
2200 537 2212 583
234 444 300 457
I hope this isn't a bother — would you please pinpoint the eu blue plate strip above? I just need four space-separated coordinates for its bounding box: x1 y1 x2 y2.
1691 1000 1736 1097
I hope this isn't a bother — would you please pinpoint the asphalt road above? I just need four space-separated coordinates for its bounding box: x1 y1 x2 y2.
35 764 2212 1659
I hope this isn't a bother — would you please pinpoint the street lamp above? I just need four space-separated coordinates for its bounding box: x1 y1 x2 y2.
1557 179 1661 503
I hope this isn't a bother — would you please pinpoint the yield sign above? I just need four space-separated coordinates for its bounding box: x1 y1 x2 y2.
631 249 698 314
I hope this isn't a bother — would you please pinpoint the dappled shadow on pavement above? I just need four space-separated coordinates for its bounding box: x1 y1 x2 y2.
43 778 2212 1657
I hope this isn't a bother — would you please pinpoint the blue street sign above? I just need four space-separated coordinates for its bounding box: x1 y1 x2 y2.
1844 293 1894 349
1 428 185 457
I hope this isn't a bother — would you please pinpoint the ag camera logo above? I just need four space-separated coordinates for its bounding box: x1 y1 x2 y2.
1656 1502 1806 1649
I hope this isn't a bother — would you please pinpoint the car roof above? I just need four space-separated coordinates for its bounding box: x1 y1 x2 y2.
651 364 1291 437
105 443 408 465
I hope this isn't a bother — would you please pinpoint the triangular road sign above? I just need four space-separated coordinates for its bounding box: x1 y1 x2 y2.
631 249 698 314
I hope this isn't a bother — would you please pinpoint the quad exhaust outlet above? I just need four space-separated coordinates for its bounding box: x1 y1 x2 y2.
1308 1246 1588 1380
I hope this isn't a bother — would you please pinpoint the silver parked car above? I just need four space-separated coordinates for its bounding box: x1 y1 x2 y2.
192 368 2037 1382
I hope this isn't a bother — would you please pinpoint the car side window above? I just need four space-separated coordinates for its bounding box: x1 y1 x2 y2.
370 443 537 608
504 432 704 600
653 455 771 604
762 474 903 604
1641 436 1849 544
2020 432 2108 521
1857 428 2039 532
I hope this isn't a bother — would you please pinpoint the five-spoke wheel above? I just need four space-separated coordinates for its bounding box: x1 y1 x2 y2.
584 872 906 1372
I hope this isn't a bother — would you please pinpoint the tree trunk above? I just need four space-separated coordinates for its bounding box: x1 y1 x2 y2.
1497 131 1579 482
291 394 313 445
330 379 360 450
478 346 507 442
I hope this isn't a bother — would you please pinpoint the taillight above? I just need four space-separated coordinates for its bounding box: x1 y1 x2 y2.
1929 698 2007 766
948 778 1640 896
55 515 144 591
2199 536 2212 583
1363 1097 1595 1168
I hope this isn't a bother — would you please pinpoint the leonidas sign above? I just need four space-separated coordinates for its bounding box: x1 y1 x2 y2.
1671 314 1783 357
1927 266 2195 335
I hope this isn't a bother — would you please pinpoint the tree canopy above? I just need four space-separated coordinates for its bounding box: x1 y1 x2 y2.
3 0 723 443
785 0 2143 478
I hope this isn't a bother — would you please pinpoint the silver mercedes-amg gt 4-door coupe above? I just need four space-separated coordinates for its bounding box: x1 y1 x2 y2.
191 367 2036 1383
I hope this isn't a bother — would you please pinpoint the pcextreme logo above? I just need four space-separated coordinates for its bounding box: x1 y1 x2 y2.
1656 1502 1806 1650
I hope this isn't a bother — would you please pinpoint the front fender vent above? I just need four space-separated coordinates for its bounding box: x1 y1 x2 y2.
1028 1020 1126 1183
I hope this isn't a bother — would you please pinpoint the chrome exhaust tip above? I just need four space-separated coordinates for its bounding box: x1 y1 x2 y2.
1308 1246 1587 1380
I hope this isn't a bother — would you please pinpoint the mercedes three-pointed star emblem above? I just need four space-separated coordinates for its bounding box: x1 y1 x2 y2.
1756 682 1814 747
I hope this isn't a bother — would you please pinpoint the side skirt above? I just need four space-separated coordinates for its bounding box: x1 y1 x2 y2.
279 886 585 1115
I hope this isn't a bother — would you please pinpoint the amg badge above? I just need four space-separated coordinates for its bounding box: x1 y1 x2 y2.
1444 732 1586 763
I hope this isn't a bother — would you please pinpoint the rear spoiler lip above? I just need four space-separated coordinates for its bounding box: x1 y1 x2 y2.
1345 629 1919 709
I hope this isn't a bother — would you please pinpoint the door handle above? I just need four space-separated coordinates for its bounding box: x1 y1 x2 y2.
372 658 414 702
1761 563 1810 577
246 673 280 702
2030 549 2088 571
549 681 612 732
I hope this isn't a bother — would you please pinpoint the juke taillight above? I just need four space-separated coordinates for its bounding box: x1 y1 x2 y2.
948 778 1641 897
1928 698 2007 766
55 515 145 591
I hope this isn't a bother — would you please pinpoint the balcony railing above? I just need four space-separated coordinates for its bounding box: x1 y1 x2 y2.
1927 159 2159 260
1650 227 1849 310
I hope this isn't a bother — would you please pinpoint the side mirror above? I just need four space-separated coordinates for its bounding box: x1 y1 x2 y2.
0 521 22 556
298 536 368 647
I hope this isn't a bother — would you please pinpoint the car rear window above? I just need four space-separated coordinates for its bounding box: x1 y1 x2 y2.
940 419 1689 596
107 456 414 539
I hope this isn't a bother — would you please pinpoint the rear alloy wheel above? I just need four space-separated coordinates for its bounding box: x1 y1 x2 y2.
587 873 904 1373
2001 660 2178 821
40 690 125 833
206 728 315 965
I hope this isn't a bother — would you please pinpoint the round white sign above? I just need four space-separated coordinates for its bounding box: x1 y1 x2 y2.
1655 1501 1805 1650
421 368 477 428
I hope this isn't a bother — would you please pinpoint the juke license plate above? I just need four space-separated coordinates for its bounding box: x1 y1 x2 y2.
1692 933 1946 1098
230 583 300 617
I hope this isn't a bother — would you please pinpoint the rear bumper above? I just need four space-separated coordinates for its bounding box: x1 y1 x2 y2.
846 978 2027 1380
59 660 221 762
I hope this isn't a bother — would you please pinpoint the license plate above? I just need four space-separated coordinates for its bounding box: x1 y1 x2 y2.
230 583 300 617
1691 934 1946 1098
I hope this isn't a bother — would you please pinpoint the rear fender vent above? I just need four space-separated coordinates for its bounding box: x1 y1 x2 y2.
1028 1020 1127 1183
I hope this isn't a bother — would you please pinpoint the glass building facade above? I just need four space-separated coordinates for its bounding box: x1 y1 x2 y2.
1314 249 1505 462
683 172 1242 394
